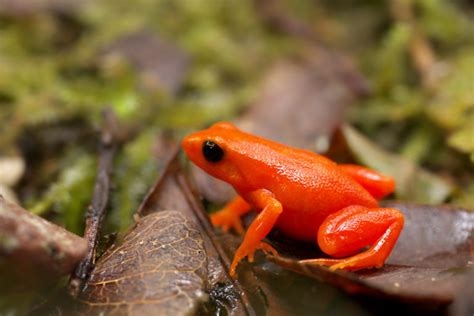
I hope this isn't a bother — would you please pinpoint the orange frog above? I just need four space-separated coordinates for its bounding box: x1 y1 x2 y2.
182 122 404 277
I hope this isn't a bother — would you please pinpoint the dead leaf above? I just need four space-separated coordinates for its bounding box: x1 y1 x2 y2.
0 196 87 289
341 124 454 204
268 202 474 307
80 144 254 315
80 211 208 316
102 31 190 95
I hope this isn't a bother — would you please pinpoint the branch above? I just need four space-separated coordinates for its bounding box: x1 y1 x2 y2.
69 108 121 296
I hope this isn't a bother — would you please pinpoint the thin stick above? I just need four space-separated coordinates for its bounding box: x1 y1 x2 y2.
69 108 120 297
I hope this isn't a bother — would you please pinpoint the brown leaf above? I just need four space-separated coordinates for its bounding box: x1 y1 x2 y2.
0 196 87 289
102 31 190 95
80 211 207 316
268 202 474 306
80 147 254 315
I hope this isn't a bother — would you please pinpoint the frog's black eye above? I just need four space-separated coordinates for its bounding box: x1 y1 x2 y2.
202 140 224 162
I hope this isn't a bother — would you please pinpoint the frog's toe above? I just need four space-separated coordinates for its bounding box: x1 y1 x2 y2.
300 256 384 271
258 241 278 256
248 241 278 262
299 258 343 268
328 260 354 271
230 244 253 277
230 241 278 277
299 258 358 271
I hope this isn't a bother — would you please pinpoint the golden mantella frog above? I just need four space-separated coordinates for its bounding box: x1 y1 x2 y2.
182 122 403 277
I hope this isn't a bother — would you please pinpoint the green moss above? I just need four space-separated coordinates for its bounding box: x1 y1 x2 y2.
29 153 96 234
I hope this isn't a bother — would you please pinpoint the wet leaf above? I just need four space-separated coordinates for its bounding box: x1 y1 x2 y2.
341 124 454 204
268 202 474 306
0 196 87 288
80 211 208 316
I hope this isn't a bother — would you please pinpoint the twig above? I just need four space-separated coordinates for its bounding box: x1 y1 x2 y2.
69 108 120 297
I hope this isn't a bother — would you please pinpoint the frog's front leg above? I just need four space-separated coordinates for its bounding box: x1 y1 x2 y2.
302 205 404 271
230 189 282 277
210 195 252 235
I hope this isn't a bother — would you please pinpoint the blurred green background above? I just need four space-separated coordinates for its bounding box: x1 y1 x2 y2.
0 0 473 236
0 0 473 315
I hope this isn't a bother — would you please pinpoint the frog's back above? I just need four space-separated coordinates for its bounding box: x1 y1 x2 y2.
235 137 378 241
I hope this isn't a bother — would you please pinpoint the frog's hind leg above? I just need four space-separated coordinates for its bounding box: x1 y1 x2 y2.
338 164 395 199
302 205 404 271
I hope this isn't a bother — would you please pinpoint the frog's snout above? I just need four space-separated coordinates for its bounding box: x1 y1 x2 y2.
182 133 202 160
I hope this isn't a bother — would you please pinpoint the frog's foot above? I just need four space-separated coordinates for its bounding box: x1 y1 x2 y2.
211 208 245 235
299 252 384 271
230 241 278 277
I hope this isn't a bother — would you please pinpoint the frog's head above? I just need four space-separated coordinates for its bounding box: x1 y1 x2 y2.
182 122 248 187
